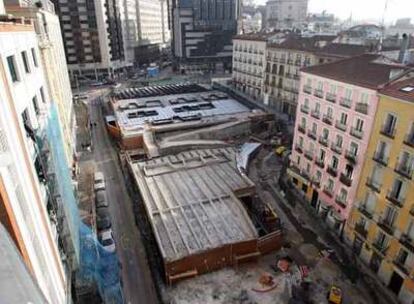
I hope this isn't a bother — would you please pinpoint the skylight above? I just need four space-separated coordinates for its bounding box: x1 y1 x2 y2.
400 86 414 93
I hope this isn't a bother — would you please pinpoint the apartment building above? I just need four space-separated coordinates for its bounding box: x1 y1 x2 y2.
5 0 76 165
345 73 414 303
52 0 126 80
265 0 308 29
232 34 268 100
0 16 77 303
171 0 241 73
287 54 407 233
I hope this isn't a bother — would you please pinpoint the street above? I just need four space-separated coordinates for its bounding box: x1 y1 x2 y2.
87 95 158 304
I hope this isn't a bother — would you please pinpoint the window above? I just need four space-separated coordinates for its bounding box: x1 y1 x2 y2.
344 164 353 178
327 178 334 191
355 118 364 131
312 122 317 133
304 98 309 108
317 81 323 90
39 87 46 103
299 136 304 147
32 96 40 115
383 113 397 134
7 55 19 82
319 149 326 161
339 188 347 201
315 170 322 181
340 113 348 124
390 178 406 200
336 135 343 148
345 88 352 99
395 249 408 266
315 102 320 113
327 107 333 118
383 206 397 226
322 128 329 139
331 156 339 169
360 92 369 104
306 78 311 87
21 51 30 73
329 84 336 94
350 142 358 155
31 48 38 67
301 117 306 127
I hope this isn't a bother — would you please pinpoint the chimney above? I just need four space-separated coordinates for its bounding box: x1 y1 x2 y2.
398 33 410 64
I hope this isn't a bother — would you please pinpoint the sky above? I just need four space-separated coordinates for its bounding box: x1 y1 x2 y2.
254 0 414 24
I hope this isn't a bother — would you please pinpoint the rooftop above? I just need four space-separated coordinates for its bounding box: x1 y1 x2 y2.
129 148 258 262
315 43 370 58
233 32 276 42
302 54 408 89
113 90 253 133
268 35 337 52
379 72 414 103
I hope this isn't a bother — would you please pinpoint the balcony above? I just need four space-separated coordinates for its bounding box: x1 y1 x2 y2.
393 259 410 276
304 150 314 161
303 85 312 94
340 173 352 187
372 151 388 166
307 129 317 140
298 125 306 134
394 159 413 179
294 60 301 66
300 170 310 181
279 58 286 63
339 97 352 108
330 143 342 155
315 158 325 169
327 165 338 177
380 125 396 139
377 217 395 236
314 89 324 98
400 234 414 253
295 144 303 154
365 177 382 193
345 150 357 164
300 104 310 114
287 59 293 64
358 203 373 219
322 114 333 125
372 241 388 256
350 127 364 139
403 133 414 148
312 177 321 188
323 186 333 197
311 110 320 119
318 136 329 147
354 222 368 238
386 190 405 208
335 195 347 208
355 102 368 115
326 92 337 103
335 120 347 132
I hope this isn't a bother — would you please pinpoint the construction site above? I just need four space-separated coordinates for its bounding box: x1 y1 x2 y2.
95 82 378 303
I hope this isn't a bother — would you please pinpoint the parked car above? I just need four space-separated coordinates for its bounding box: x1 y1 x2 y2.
95 189 109 208
98 230 116 253
94 171 105 191
96 215 111 232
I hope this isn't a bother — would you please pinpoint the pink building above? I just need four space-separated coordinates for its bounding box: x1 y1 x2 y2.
288 54 407 232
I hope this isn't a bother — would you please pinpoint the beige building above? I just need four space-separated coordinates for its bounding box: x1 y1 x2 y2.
6 0 76 166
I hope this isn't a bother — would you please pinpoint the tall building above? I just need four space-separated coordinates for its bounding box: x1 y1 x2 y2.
265 0 308 30
0 14 79 303
52 0 126 80
171 0 241 73
345 72 414 304
287 54 407 233
5 0 76 166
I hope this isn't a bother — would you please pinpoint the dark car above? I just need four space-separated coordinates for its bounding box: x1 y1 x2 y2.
97 216 112 231
95 189 109 208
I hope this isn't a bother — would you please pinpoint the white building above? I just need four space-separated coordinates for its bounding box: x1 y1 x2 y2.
232 34 268 100
6 0 76 166
0 16 70 303
265 0 308 30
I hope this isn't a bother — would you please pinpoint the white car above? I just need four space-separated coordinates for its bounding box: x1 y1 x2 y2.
98 230 116 253
94 171 105 191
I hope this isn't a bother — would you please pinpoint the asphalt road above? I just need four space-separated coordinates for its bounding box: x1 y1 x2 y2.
88 96 158 304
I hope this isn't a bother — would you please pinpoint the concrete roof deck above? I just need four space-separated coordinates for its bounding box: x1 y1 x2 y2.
129 148 258 262
114 90 253 134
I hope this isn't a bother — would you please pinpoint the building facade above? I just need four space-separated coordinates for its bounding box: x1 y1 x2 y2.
171 0 241 73
0 17 75 303
52 0 126 80
6 0 76 166
232 35 267 100
265 0 308 29
287 55 407 233
345 73 414 304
